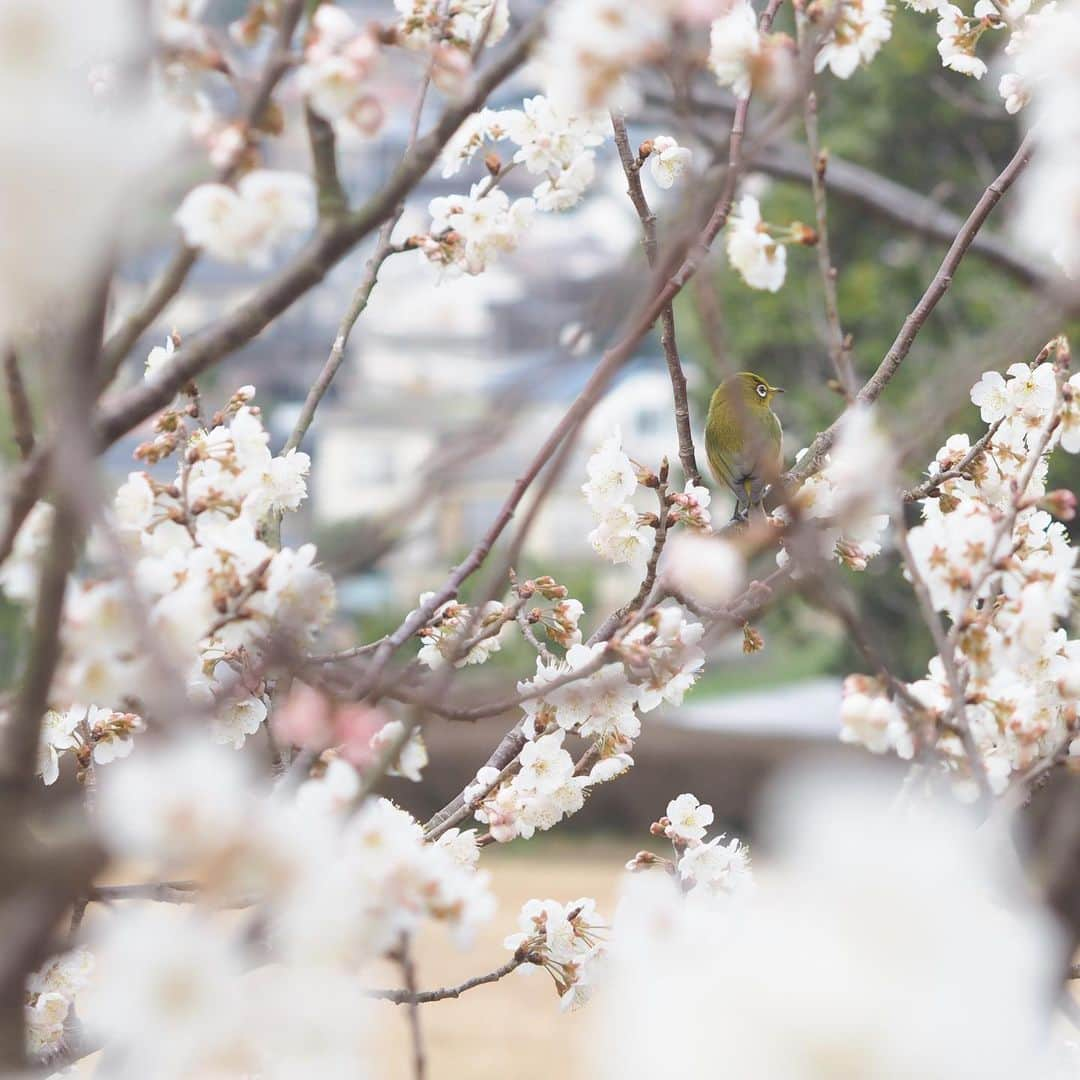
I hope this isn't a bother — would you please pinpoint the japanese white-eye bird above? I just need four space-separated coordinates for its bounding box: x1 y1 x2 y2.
705 371 784 521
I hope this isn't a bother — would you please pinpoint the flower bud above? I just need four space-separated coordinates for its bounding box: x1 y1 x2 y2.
1042 489 1077 521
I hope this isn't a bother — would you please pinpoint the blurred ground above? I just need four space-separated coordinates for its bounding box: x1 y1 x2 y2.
368 838 628 1080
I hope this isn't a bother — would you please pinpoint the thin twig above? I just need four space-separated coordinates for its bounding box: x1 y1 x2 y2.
795 10 856 396
395 938 427 1080
903 418 1004 502
783 132 1037 491
284 218 399 456
610 112 700 486
3 350 34 460
369 954 528 1005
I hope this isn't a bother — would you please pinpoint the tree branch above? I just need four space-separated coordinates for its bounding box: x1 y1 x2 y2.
795 11 856 396
3 350 34 460
610 112 701 486
369 954 528 1005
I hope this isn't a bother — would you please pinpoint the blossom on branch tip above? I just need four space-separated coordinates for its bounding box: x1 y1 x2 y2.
647 136 692 189
726 194 787 291
175 171 316 267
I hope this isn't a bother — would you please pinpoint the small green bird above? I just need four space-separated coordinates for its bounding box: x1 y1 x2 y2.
705 371 784 521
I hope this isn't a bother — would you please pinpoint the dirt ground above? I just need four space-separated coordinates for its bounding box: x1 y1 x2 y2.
368 838 629 1080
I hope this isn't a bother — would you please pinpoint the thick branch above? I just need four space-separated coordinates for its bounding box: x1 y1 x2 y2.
795 11 855 395
305 105 348 220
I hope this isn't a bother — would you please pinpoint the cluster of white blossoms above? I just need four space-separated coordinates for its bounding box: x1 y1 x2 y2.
297 3 383 137
815 0 894 79
583 428 656 566
413 592 511 668
626 793 754 904
709 0 797 96
645 135 693 190
541 0 683 111
1011 3 1080 277
74 737 494 1076
842 348 1080 796
0 378 336 786
503 897 606 1009
25 948 94 1062
424 95 612 275
394 0 510 52
469 605 705 843
582 429 712 566
726 194 789 292
897 0 1040 84
777 406 892 574
175 169 316 267
37 705 143 785
0 0 165 339
600 768 1066 1079
419 181 535 276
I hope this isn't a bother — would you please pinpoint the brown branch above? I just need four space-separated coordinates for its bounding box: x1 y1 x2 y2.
795 11 855 396
782 132 1037 490
610 112 700 486
284 224 398 456
369 954 527 1005
1 503 78 800
305 105 348 220
3 350 34 460
395 938 427 1080
0 449 47 567
903 417 1004 502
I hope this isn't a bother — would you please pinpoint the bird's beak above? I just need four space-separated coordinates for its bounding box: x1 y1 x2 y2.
773 386 785 393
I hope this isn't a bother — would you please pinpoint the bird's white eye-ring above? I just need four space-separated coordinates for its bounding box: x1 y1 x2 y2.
756 383 768 398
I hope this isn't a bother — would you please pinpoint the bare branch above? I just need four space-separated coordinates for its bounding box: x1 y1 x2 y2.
394 937 427 1080
610 112 700 486
3 350 34 460
795 10 856 396
368 953 528 1005
305 105 348 220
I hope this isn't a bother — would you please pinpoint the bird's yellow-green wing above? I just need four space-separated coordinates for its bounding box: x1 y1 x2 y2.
705 385 741 500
